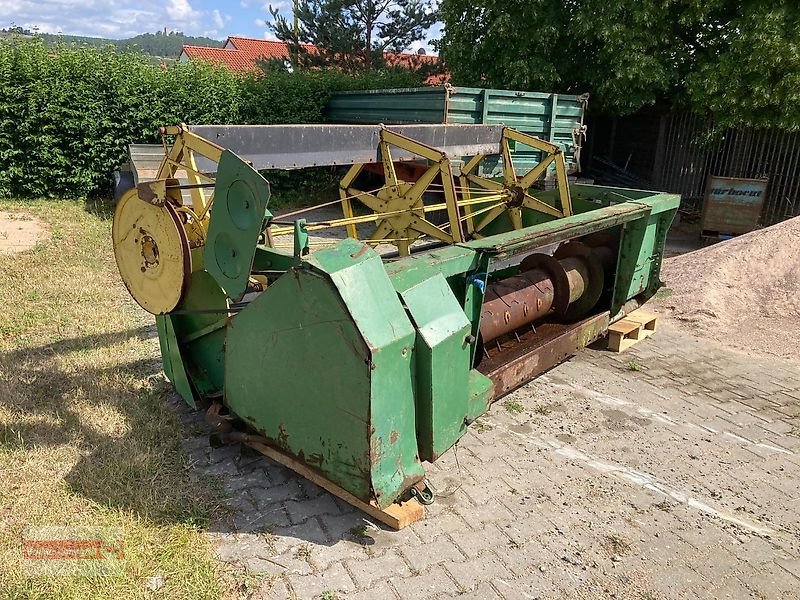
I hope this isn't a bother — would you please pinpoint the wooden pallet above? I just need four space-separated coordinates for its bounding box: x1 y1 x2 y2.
245 440 424 530
606 309 659 353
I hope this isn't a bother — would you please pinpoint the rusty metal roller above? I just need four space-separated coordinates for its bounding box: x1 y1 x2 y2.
479 241 610 343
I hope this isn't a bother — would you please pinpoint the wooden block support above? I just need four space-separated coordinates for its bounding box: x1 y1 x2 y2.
245 441 424 530
606 309 659 353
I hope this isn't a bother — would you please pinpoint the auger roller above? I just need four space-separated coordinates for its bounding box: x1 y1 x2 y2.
112 123 679 525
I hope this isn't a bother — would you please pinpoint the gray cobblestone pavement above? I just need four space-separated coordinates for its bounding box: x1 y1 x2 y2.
178 321 800 599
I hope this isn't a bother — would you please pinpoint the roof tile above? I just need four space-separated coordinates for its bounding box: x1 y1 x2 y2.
180 36 448 83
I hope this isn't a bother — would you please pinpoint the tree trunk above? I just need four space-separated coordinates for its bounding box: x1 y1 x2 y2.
365 0 373 70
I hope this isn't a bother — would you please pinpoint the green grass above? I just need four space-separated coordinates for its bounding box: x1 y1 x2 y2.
471 419 493 433
533 404 556 416
0 199 236 598
504 399 524 415
626 359 642 372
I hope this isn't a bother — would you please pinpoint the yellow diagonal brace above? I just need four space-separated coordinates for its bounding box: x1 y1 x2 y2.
181 130 224 163
461 154 484 177
340 163 364 239
503 128 560 155
439 160 464 242
379 141 398 187
409 216 454 243
406 163 440 201
509 207 523 230
554 153 573 217
501 138 516 184
380 129 446 163
522 193 563 218
474 204 506 232
465 174 504 192
370 220 394 243
345 188 383 212
186 148 207 214
460 174 475 234
157 135 185 180
517 154 556 190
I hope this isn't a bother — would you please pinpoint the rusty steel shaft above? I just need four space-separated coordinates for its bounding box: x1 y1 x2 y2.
480 252 600 343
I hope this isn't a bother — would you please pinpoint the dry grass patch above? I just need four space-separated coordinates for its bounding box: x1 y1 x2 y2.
0 200 236 599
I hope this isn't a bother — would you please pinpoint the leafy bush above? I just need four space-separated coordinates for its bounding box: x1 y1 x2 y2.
0 37 425 199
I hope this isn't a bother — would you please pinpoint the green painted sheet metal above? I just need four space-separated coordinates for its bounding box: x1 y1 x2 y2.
395 269 475 461
169 270 227 396
611 193 678 316
156 314 197 408
224 239 424 509
204 150 272 300
153 157 678 508
326 86 449 124
326 86 586 172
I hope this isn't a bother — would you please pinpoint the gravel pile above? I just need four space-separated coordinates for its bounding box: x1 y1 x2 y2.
653 216 800 362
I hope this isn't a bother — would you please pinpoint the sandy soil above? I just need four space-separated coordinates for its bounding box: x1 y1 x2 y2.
0 210 46 254
653 216 800 363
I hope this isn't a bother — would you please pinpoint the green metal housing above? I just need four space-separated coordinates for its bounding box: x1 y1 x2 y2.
158 174 678 510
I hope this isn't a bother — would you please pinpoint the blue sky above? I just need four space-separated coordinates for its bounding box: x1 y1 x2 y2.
1 0 441 53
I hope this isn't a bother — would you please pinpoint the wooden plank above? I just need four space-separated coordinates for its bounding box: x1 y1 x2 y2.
608 318 641 336
606 309 659 352
624 309 657 324
245 441 424 530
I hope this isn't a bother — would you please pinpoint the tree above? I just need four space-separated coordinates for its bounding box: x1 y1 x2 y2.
437 0 800 128
268 0 438 71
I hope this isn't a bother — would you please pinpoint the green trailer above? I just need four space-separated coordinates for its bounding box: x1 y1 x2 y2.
327 85 589 176
113 123 677 526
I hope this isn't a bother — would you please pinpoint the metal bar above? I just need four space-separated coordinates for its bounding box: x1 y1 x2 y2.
517 154 556 190
501 136 516 184
461 153 484 177
521 192 563 218
440 159 464 242
553 153 573 216
187 124 506 171
503 128 561 155
339 163 364 239
464 201 654 257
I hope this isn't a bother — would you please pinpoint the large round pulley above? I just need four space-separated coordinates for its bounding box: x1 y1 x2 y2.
112 189 191 314
554 241 604 321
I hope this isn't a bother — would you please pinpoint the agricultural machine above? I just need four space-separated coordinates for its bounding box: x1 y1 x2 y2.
112 123 678 525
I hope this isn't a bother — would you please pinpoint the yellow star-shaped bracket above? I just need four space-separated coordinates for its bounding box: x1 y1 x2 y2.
460 128 573 237
338 128 466 256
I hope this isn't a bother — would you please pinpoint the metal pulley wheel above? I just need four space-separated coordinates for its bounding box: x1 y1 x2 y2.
112 189 191 314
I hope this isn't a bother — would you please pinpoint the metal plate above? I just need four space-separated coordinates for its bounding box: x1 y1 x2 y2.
188 124 506 171
204 149 271 300
112 189 190 314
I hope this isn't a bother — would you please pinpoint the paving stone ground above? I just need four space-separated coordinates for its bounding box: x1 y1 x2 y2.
176 321 800 599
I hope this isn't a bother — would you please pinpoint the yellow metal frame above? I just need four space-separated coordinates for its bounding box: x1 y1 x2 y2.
334 129 464 256
300 127 573 251
135 124 573 258
154 124 225 247
461 128 572 237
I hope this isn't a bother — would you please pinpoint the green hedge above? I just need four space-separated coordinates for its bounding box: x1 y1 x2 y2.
0 38 423 199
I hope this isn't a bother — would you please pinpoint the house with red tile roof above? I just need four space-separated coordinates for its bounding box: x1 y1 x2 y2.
179 35 447 83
